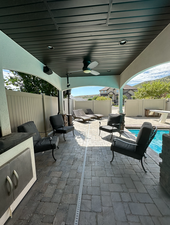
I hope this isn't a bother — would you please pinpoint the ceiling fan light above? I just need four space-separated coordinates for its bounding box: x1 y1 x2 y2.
83 69 91 73
47 45 54 49
119 40 126 45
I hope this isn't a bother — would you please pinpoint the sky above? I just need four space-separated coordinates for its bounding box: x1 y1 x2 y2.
4 62 170 96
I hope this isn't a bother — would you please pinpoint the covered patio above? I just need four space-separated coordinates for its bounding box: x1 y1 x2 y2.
5 119 170 225
1 1 170 224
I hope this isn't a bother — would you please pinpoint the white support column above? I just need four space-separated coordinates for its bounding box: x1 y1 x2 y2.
0 69 11 136
59 90 64 114
118 88 123 114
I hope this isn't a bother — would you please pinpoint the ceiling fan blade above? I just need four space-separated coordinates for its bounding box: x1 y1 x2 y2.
88 61 98 69
90 70 100 75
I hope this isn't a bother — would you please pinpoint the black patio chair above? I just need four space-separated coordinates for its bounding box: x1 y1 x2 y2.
49 114 74 141
110 122 157 173
17 121 59 161
99 113 125 139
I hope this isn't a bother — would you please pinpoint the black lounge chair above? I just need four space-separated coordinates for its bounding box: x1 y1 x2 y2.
73 109 92 122
18 121 59 161
49 114 74 141
99 114 125 139
110 122 157 173
86 109 103 119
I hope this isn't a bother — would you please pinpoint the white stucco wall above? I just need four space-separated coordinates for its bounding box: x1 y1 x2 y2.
120 23 170 87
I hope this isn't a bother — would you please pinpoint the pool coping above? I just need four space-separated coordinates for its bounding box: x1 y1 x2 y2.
125 125 170 129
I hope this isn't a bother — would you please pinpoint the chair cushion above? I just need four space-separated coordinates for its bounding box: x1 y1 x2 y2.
54 126 74 134
136 122 152 146
111 137 141 160
107 114 122 126
50 115 64 129
99 125 115 133
17 121 41 145
34 136 59 153
111 137 137 152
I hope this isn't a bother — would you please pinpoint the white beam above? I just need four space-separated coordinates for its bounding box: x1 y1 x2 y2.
60 75 120 91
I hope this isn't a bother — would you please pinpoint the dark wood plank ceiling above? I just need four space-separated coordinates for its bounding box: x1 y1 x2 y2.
1 0 170 77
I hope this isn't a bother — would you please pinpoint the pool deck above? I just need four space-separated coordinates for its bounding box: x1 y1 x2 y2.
112 107 170 129
5 116 170 225
125 116 170 129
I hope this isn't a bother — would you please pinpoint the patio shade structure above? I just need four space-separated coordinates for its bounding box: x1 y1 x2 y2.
1 0 170 135
2 2 170 224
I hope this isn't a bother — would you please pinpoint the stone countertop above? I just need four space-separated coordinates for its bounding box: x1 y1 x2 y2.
0 132 34 154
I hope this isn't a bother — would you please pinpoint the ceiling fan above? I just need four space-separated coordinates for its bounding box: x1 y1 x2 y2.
69 59 100 75
82 60 100 75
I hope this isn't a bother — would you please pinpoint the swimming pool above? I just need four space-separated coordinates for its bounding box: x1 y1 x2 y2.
128 129 169 154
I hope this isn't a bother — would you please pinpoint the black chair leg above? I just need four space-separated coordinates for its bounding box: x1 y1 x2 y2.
144 154 147 164
99 129 101 136
110 151 114 162
141 157 147 173
52 149 56 161
63 133 66 141
73 130 75 136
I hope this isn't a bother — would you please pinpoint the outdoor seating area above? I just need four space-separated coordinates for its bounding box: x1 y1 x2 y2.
5 118 170 225
17 121 59 161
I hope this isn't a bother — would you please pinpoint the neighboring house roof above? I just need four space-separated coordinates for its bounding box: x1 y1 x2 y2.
99 87 110 91
100 85 137 91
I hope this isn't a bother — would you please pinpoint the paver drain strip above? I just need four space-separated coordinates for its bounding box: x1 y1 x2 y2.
74 123 90 225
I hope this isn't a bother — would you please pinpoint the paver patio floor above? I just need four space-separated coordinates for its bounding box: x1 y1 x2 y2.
5 118 170 225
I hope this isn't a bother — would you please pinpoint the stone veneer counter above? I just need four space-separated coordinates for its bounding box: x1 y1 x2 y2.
0 132 34 154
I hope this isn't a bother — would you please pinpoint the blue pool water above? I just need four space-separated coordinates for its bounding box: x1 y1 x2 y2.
128 129 169 154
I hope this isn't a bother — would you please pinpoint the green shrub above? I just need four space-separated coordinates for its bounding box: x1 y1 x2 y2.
92 96 98 100
96 96 111 101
